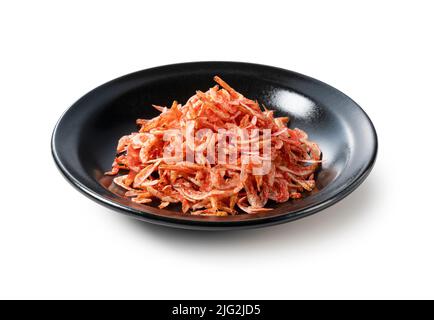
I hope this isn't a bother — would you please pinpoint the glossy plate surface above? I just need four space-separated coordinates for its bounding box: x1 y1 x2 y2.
52 62 377 230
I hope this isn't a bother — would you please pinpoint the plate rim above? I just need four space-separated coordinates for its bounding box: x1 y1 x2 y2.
51 61 378 230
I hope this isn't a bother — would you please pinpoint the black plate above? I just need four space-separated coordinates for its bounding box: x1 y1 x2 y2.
52 62 377 230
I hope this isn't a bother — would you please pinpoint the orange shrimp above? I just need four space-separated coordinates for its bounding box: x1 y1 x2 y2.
106 76 321 215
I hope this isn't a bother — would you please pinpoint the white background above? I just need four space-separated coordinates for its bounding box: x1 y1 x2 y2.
1 1 433 300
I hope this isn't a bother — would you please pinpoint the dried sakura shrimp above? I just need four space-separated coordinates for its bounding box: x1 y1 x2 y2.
106 76 321 216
